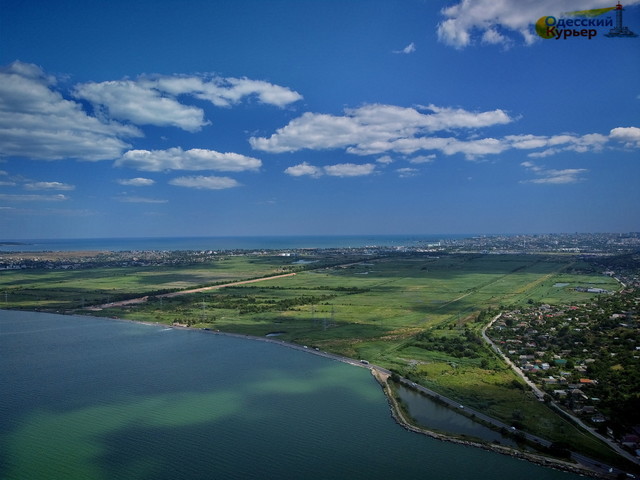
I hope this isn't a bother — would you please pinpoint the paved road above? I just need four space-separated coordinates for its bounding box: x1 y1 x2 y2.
481 313 546 399
481 314 640 471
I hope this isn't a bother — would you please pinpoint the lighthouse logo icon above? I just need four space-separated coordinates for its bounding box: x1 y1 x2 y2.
605 2 638 37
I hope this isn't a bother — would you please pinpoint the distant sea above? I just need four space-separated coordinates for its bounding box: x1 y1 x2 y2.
0 234 472 252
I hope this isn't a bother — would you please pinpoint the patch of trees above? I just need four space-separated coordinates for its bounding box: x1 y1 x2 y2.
413 329 483 358
475 308 495 324
207 293 338 314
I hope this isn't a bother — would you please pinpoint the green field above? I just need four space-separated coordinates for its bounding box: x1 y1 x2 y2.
0 252 624 464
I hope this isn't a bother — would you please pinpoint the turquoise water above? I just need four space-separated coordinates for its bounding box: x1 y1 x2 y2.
1 310 584 479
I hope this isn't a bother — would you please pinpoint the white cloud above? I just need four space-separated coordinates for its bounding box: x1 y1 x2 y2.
528 169 588 184
0 62 140 161
610 126 640 147
220 77 303 107
117 177 155 187
505 134 550 150
74 80 209 132
521 161 588 184
0 193 69 201
324 163 376 177
73 75 302 132
116 147 261 172
24 181 75 191
376 155 394 164
250 103 513 156
169 175 241 190
284 162 376 178
520 160 538 170
385 136 507 159
251 112 363 153
524 133 609 158
253 102 639 161
408 154 436 164
396 167 419 178
147 75 302 108
394 42 416 54
437 0 640 49
481 28 508 46
284 162 323 177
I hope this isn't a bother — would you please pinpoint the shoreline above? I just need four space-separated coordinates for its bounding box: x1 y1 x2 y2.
2 308 625 478
369 369 608 479
162 320 620 479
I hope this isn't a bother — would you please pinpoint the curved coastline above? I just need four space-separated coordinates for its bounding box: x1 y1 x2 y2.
369 368 605 479
100 315 613 478
5 309 621 478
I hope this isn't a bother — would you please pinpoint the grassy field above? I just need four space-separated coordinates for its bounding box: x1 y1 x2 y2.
0 252 623 463
0 255 299 310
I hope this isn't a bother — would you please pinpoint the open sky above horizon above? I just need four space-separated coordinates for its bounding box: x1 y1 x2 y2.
1 0 639 239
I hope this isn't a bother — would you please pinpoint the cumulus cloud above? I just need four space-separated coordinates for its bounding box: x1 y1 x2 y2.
609 126 640 147
24 181 75 191
74 74 302 132
74 80 209 132
437 0 640 49
524 133 609 158
169 175 241 190
324 163 376 177
255 102 635 161
117 177 155 186
250 103 513 156
0 61 140 161
146 75 303 108
284 162 323 177
116 147 262 172
284 162 376 178
521 161 588 184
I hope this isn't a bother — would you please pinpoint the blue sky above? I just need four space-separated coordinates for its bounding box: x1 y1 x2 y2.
1 0 639 239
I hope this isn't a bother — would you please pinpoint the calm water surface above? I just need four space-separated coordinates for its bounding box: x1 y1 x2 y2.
0 234 467 252
1 310 585 479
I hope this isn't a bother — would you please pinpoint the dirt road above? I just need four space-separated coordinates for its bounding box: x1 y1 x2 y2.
87 272 296 310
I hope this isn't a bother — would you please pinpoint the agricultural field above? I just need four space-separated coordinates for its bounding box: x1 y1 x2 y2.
0 255 302 310
0 251 624 462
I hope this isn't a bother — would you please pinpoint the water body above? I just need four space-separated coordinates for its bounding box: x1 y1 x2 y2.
0 234 470 252
396 384 519 447
1 310 584 480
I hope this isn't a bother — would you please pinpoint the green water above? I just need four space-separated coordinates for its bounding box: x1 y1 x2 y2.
1 310 585 479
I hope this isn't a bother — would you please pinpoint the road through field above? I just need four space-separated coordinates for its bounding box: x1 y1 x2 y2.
86 273 297 310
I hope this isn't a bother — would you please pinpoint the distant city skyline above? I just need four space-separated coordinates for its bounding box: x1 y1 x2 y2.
1 0 639 239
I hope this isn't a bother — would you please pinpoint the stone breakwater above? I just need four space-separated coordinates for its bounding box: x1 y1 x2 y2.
370 369 606 480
